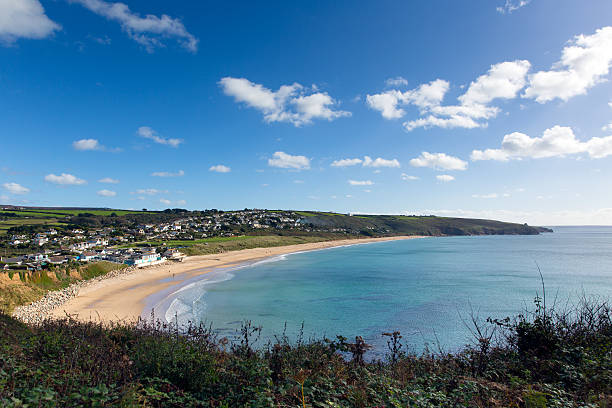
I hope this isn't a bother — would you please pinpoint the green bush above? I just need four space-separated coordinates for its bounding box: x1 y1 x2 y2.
0 295 610 407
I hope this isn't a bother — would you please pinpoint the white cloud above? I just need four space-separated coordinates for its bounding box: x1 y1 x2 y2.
603 122 612 132
496 0 531 14
44 173 86 185
98 177 119 184
209 164 231 173
524 27 612 103
436 174 455 182
348 180 373 186
138 126 182 147
385 76 408 87
408 207 612 226
369 61 530 131
0 0 60 44
131 188 167 195
409 152 468 171
73 138 119 152
331 156 399 168
71 0 198 52
459 60 531 105
97 189 116 197
471 125 612 161
73 138 102 151
363 156 400 168
219 77 350 127
151 170 184 177
331 158 363 167
3 182 29 194
268 151 310 170
159 198 171 205
401 173 419 181
472 193 499 199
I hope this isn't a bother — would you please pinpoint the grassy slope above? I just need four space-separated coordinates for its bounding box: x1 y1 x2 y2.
303 213 548 235
0 262 127 314
181 235 339 256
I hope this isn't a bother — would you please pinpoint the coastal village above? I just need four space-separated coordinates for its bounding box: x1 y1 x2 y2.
0 209 339 271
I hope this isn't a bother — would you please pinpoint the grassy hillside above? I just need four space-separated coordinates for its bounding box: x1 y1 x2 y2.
0 262 127 314
301 213 551 236
0 295 609 407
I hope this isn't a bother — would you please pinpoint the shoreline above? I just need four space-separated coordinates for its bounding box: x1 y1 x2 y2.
42 235 424 324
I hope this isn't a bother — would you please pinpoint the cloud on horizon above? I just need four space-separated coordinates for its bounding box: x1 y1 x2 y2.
471 125 612 161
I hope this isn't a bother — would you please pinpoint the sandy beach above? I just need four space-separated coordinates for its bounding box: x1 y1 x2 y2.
50 236 422 323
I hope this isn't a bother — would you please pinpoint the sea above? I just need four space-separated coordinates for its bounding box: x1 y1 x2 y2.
149 226 612 353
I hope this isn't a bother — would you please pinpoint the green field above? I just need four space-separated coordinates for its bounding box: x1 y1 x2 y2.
0 208 147 235
0 209 146 217
0 218 68 234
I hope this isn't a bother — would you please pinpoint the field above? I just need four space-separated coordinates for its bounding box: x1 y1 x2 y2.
0 208 147 235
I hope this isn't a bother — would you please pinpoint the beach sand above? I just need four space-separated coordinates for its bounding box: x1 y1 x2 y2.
50 236 422 324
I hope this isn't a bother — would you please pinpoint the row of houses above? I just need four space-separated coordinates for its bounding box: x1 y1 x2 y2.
1 248 184 270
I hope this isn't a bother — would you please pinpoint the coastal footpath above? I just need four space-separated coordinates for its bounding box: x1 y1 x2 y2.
13 236 422 324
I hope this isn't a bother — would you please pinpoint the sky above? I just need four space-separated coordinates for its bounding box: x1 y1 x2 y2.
2 0 612 225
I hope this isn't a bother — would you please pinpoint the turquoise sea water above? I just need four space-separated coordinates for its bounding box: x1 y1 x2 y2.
151 226 612 352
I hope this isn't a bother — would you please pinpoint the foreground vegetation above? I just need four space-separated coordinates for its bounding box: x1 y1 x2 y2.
1 294 609 407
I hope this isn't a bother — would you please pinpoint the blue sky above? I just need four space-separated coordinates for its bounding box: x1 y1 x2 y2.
2 0 612 225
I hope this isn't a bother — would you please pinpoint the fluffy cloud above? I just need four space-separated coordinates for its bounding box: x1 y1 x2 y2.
331 156 400 168
401 173 419 181
45 173 86 185
159 198 171 205
471 125 612 161
97 189 116 197
151 170 184 177
348 180 373 186
369 61 530 131
367 79 448 120
436 175 455 182
3 182 29 194
409 152 468 171
459 60 531 106
209 164 231 173
0 0 60 44
71 0 198 52
219 77 350 127
268 152 310 170
524 27 612 103
496 0 530 14
138 126 182 147
98 177 119 183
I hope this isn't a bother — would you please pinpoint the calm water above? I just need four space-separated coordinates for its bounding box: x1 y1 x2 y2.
155 226 612 352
